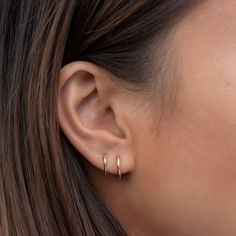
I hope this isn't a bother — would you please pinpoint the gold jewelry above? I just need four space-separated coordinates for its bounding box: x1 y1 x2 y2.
116 154 121 179
103 153 107 175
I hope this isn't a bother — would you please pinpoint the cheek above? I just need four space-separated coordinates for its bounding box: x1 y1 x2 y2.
161 0 236 202
135 67 236 233
168 55 236 195
134 4 236 231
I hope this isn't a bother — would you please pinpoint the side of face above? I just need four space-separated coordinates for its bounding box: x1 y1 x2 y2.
57 1 236 235
128 0 236 235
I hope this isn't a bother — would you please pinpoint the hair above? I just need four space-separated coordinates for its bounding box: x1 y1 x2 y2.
0 0 198 235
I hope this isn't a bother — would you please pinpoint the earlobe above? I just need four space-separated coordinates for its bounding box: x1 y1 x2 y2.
57 61 135 177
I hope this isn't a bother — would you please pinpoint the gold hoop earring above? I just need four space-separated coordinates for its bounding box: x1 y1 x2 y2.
116 154 121 179
103 153 107 175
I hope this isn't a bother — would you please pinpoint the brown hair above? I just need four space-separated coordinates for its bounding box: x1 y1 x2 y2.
0 1 197 235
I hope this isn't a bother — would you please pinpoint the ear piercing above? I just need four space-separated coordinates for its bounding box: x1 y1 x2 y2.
103 153 107 175
102 153 122 179
116 154 121 179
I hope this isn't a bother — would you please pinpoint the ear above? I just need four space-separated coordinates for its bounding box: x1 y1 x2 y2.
57 61 135 177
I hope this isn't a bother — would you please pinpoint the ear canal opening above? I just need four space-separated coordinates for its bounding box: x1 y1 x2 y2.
75 84 126 140
105 106 126 139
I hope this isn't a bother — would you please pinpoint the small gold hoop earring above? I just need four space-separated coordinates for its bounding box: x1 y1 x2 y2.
103 153 107 175
116 154 121 179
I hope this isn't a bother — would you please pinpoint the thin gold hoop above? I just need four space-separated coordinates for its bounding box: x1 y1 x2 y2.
116 154 121 179
103 153 107 175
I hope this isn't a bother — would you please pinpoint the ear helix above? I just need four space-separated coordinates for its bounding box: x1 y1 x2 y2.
102 153 122 179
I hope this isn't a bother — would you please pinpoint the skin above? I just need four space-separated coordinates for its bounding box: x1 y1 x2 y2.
57 0 236 235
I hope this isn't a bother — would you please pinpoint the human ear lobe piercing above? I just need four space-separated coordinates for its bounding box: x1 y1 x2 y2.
116 154 121 179
103 153 107 175
102 153 122 179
